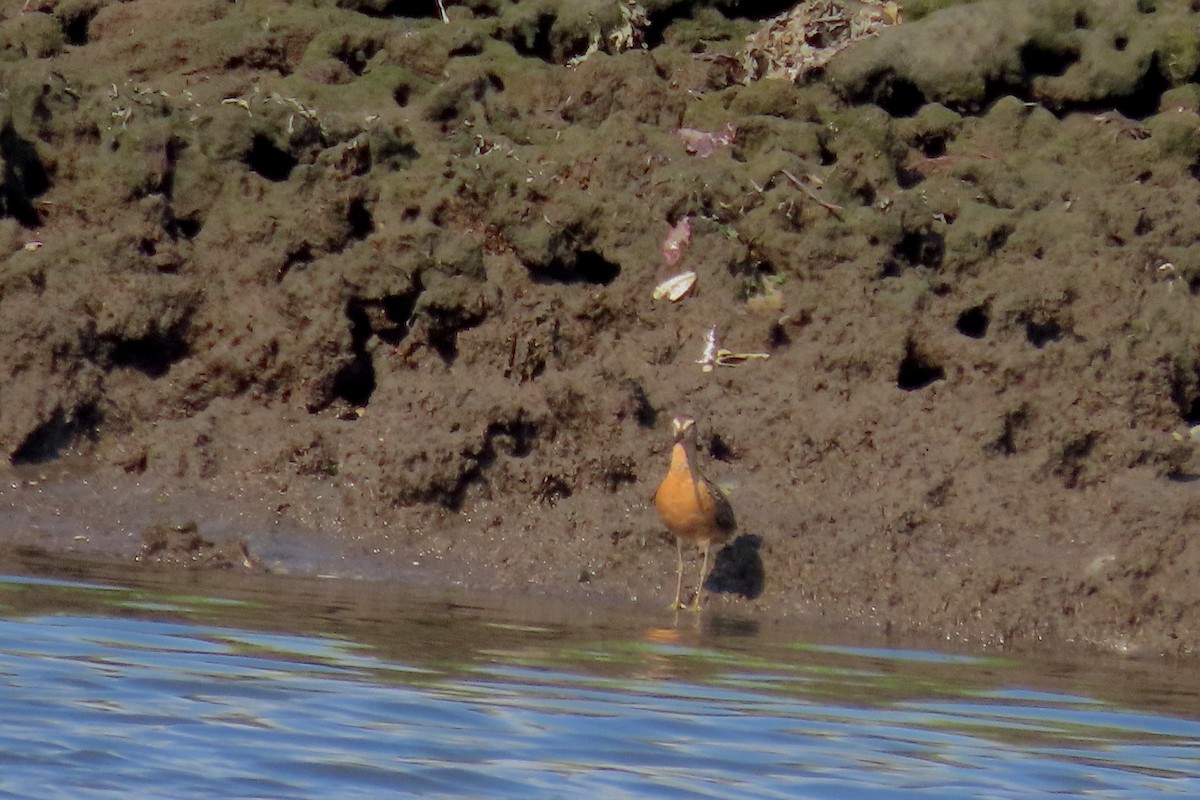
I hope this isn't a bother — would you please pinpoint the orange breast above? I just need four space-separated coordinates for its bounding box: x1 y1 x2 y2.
655 443 724 545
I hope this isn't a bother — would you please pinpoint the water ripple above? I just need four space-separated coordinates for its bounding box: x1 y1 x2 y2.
0 571 1197 798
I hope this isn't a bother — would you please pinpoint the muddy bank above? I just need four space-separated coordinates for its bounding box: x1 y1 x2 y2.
2 0 1200 655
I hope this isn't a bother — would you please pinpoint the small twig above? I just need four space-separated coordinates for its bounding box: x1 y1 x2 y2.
436 0 449 23
221 97 253 115
714 349 770 368
780 168 844 219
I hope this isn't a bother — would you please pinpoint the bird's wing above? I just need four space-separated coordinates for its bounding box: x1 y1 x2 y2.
707 478 737 535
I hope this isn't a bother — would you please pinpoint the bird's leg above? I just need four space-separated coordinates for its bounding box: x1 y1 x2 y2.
670 537 686 611
688 543 710 612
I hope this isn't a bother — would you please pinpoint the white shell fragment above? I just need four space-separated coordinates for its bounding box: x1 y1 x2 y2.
653 270 697 302
697 325 719 372
696 324 769 372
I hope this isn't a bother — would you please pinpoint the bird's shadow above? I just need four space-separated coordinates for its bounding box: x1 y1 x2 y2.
704 534 765 600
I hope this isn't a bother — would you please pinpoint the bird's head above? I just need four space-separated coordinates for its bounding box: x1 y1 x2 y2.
671 415 697 443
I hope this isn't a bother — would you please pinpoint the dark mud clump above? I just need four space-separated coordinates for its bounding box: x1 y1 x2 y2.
2 0 1200 655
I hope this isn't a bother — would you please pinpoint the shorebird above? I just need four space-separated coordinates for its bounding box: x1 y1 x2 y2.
654 415 737 610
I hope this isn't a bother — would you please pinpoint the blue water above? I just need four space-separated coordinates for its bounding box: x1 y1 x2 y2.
0 563 1198 798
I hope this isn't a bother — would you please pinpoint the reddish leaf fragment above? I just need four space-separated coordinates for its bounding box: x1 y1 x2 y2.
676 123 736 158
661 216 692 266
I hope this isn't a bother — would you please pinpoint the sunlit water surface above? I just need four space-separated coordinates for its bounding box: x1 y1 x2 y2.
1 556 1198 799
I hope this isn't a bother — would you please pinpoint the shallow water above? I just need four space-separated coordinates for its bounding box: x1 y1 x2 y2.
1 555 1198 799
